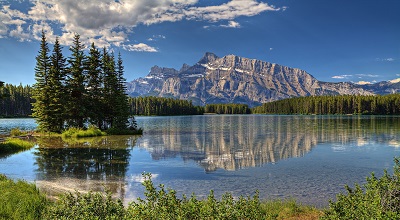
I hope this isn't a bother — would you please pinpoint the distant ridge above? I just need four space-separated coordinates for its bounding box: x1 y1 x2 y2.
126 52 397 107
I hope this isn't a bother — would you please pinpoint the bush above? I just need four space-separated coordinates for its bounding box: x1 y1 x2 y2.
323 157 400 219
0 138 35 154
10 127 25 137
0 174 48 220
43 191 126 220
62 126 107 138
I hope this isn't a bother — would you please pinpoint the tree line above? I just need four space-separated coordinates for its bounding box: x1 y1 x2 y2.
204 104 251 114
0 83 32 117
129 96 203 116
252 94 400 115
32 31 134 133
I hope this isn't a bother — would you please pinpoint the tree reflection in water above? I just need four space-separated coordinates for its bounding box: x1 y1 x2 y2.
34 135 139 199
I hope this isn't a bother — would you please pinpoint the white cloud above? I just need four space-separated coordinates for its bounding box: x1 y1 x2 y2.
376 58 396 62
122 43 158 52
0 0 282 51
332 75 352 79
147 35 166 41
220 20 241 28
355 74 379 78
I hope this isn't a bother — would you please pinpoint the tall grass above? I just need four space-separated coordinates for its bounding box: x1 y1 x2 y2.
0 138 35 154
0 174 48 220
62 126 107 138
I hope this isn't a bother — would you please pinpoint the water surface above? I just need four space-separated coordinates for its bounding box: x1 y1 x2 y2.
0 115 399 207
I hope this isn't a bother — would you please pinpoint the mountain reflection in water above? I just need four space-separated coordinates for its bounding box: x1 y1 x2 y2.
135 115 400 171
6 115 400 207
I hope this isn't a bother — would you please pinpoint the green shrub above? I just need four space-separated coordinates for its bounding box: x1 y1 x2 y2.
43 191 126 220
0 138 35 154
10 127 25 137
323 157 400 219
62 126 107 138
0 174 48 220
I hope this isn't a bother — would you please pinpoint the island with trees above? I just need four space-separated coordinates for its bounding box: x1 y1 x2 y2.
30 31 141 135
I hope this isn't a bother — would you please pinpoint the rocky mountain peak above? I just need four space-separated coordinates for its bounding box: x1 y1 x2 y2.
198 52 219 64
127 52 375 107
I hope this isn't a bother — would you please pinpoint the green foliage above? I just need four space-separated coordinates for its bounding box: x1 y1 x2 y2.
0 83 32 117
129 96 204 116
62 126 107 138
10 127 26 137
252 94 400 115
43 191 126 220
126 173 267 219
205 103 251 114
0 174 48 220
323 157 400 219
31 32 139 133
0 173 320 220
0 138 35 154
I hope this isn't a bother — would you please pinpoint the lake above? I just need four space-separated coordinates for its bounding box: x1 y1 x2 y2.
1 115 400 207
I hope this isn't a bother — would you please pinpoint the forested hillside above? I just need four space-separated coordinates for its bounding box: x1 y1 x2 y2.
129 96 203 116
252 94 400 115
0 84 32 117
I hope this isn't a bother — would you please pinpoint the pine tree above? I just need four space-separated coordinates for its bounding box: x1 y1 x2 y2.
85 42 104 129
46 37 67 132
65 33 87 128
113 52 130 129
32 31 52 131
102 49 118 128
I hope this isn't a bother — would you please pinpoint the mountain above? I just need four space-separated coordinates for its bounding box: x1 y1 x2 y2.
126 52 374 107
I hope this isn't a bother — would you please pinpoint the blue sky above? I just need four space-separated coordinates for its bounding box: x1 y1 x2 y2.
0 0 399 86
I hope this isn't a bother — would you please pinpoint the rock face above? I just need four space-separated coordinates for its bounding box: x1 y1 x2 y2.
126 52 373 107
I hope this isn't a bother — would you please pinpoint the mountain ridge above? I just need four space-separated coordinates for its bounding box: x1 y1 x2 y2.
126 52 398 107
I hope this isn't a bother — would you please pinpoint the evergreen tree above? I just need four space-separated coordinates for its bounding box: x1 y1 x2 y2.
65 33 87 128
102 49 118 128
46 37 67 132
85 42 104 129
113 52 130 129
32 31 52 131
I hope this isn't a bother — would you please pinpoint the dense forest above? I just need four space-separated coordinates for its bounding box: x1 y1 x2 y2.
204 104 251 114
0 83 32 117
252 94 400 115
31 31 135 133
129 96 203 116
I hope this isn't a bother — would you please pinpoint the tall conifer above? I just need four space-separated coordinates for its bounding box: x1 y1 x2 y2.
66 33 87 128
85 42 104 129
47 37 67 132
32 31 52 131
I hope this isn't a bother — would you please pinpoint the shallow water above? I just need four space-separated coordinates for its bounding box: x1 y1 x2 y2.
1 115 400 207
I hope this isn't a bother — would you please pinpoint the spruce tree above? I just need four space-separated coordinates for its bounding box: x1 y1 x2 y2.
47 37 67 132
32 31 52 132
85 43 104 129
102 48 118 129
65 33 87 128
113 52 130 129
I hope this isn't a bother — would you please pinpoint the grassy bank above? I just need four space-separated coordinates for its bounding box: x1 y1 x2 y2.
0 138 35 155
0 173 321 220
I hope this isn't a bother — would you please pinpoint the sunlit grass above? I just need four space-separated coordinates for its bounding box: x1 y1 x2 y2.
62 126 107 138
0 174 48 220
0 138 35 154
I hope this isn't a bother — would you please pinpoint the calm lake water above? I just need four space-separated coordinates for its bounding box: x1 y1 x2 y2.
1 115 400 207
